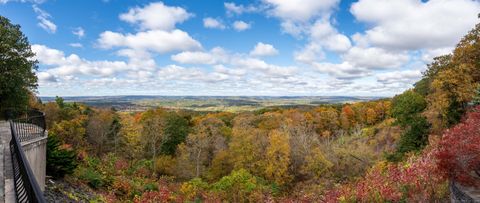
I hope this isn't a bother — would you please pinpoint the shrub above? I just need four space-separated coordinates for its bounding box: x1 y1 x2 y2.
435 106 480 186
46 133 78 178
77 167 104 188
212 169 269 202
180 178 208 201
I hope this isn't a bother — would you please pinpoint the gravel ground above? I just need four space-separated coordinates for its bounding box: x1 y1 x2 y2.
44 177 101 203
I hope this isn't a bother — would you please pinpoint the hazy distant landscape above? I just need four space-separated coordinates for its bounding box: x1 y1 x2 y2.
40 95 383 112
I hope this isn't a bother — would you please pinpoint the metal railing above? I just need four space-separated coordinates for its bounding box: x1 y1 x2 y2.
10 109 46 142
450 181 475 203
8 109 46 203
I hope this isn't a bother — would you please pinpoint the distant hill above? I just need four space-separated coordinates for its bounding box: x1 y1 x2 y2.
39 95 385 112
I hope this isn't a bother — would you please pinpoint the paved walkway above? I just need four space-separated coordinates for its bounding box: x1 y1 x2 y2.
0 121 15 203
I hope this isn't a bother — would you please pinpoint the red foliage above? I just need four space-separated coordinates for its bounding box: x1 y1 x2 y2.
324 147 446 202
134 187 171 203
114 159 129 171
435 106 480 186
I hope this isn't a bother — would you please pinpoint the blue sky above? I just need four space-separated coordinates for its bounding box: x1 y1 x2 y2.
1 0 480 96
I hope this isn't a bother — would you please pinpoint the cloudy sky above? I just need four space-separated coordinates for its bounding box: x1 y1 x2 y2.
1 0 479 96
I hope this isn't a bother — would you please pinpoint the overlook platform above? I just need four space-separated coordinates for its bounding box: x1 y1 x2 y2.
0 120 47 203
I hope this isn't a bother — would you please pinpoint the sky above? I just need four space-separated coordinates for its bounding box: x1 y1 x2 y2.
1 0 480 97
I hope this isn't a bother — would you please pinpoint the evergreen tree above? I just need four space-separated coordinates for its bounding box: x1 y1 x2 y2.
46 133 78 178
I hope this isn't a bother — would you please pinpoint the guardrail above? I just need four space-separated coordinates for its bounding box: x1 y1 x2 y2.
450 181 475 202
8 109 46 203
10 110 46 142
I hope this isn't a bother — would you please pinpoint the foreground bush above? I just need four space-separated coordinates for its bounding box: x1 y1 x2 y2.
436 105 480 186
324 148 448 202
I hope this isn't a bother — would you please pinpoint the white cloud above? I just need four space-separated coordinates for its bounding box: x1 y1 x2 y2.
376 70 422 85
294 43 324 64
203 17 226 29
37 72 57 83
119 1 192 30
32 44 131 77
1 0 45 4
231 58 296 78
32 5 56 33
306 19 351 53
97 29 202 53
224 2 260 15
263 0 339 22
250 42 279 57
69 43 83 48
343 47 409 69
262 0 339 36
312 62 370 79
421 47 453 63
171 47 228 65
72 27 85 38
350 0 480 51
232 21 251 31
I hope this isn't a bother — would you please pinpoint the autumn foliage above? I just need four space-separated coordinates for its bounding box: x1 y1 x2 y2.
436 106 480 186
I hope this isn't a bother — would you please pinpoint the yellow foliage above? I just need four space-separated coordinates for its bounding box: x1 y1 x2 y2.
302 148 333 179
154 155 176 176
263 130 292 186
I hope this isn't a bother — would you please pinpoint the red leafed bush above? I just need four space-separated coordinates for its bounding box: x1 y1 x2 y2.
324 147 447 202
435 106 480 186
134 187 172 203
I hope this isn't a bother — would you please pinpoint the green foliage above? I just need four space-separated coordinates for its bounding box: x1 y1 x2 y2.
398 116 430 153
391 90 427 127
55 96 65 109
77 167 104 189
212 169 268 201
387 116 430 162
473 85 480 105
446 99 465 126
0 15 38 117
180 178 208 201
46 133 78 178
160 113 190 155
143 182 158 192
413 78 430 97
388 90 430 161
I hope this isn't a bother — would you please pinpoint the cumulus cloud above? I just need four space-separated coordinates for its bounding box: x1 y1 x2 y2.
37 72 57 83
262 0 339 36
294 43 324 64
1 0 45 4
343 47 409 69
171 47 228 65
119 1 192 30
224 2 261 15
72 27 85 38
295 19 351 62
203 17 226 29
32 44 130 77
231 58 296 78
32 5 56 33
232 21 251 31
312 62 370 79
69 43 83 48
376 70 422 85
250 42 279 57
350 0 480 51
97 29 201 53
